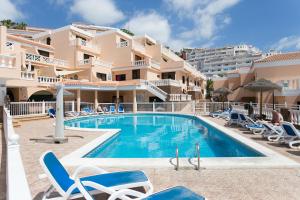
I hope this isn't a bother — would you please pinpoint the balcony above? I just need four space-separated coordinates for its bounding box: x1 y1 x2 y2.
150 79 181 87
132 41 145 53
25 53 69 67
132 59 160 69
117 41 129 48
37 76 60 84
0 54 15 68
276 79 300 96
21 71 35 80
78 58 112 69
71 38 100 54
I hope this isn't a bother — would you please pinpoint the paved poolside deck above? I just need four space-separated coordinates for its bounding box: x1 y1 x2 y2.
5 116 300 199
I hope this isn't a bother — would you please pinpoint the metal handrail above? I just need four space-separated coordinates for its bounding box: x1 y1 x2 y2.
175 145 179 170
195 143 200 170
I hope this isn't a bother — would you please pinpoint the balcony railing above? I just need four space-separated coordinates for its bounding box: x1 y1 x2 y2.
133 60 147 67
21 71 35 80
38 76 60 83
78 58 112 68
0 54 15 68
25 53 69 66
117 41 129 48
150 79 181 87
169 94 192 101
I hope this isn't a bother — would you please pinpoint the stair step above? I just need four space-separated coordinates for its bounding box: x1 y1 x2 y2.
13 114 50 122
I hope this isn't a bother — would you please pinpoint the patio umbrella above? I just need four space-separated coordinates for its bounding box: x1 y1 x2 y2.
244 79 281 118
213 87 232 110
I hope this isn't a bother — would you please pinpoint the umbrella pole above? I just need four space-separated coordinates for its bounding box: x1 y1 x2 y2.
260 89 263 119
272 90 275 110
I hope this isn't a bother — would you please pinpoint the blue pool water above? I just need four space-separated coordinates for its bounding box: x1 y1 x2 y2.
65 114 263 158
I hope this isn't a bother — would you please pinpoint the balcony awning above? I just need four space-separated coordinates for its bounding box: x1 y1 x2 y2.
55 70 82 76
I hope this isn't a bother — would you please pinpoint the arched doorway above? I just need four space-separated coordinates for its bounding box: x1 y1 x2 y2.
29 90 55 101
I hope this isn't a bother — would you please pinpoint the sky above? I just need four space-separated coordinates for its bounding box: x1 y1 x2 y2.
1 0 300 52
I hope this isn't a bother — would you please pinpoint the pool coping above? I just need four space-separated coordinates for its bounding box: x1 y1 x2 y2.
61 113 300 169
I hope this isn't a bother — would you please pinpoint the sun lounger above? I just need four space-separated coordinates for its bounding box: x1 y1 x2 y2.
268 122 299 144
118 104 125 113
39 151 153 200
109 105 116 114
48 108 56 118
76 181 205 200
228 112 239 126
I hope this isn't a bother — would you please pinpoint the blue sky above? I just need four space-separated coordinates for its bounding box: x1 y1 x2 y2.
1 0 300 52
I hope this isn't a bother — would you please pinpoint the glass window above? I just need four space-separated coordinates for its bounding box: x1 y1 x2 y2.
116 74 126 81
96 73 107 81
162 72 175 80
132 69 140 79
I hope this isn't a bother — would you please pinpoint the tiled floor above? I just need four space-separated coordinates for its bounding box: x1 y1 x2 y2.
5 117 300 199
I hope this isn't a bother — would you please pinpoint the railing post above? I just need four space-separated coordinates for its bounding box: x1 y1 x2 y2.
71 101 75 112
153 101 155 112
171 102 174 112
42 101 46 114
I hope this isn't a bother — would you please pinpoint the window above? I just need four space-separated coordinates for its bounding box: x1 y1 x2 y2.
38 50 50 57
46 37 51 45
132 69 140 79
96 73 107 81
162 72 175 80
182 76 185 84
116 74 126 81
84 54 92 60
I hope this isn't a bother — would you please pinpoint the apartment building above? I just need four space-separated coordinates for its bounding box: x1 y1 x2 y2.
0 24 206 107
213 52 300 105
183 45 264 77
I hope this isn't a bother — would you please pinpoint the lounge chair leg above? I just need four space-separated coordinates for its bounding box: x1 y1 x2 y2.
42 186 55 200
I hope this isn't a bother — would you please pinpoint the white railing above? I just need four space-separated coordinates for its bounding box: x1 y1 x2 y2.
21 71 35 80
141 80 168 101
37 76 60 83
9 102 45 116
150 79 181 87
78 58 112 68
3 107 32 200
117 41 129 48
25 53 69 66
169 94 192 102
0 54 15 68
133 60 147 67
97 101 194 113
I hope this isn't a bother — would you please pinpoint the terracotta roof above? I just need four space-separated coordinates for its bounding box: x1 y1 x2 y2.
256 52 300 63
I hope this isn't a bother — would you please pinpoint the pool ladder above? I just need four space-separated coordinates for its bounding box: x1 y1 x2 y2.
171 143 200 171
191 143 201 171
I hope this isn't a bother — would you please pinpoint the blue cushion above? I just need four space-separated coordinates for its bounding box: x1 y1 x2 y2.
239 114 246 121
43 152 74 192
143 186 205 200
231 113 239 119
282 124 297 136
71 170 149 194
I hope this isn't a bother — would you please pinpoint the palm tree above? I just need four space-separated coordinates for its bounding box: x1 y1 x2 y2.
206 79 214 99
0 19 16 28
14 22 27 30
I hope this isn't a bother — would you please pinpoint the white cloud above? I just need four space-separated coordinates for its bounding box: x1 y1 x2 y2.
124 12 171 44
165 0 240 39
272 36 300 51
70 0 124 25
0 0 23 20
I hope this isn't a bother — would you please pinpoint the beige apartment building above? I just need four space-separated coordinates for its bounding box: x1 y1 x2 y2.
213 52 300 106
0 24 206 107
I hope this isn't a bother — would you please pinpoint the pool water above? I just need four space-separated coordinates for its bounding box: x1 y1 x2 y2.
65 114 263 158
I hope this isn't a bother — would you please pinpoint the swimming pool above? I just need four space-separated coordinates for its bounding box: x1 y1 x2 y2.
65 113 263 158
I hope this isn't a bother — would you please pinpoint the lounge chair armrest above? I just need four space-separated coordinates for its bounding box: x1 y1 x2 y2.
70 165 107 180
107 188 147 200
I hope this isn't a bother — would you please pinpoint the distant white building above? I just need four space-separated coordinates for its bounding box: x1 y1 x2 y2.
183 45 266 77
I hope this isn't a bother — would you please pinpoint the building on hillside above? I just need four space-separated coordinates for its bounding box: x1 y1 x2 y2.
182 45 266 77
0 24 206 109
212 52 300 106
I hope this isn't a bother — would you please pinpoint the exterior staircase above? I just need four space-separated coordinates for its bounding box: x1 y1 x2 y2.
142 80 168 101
